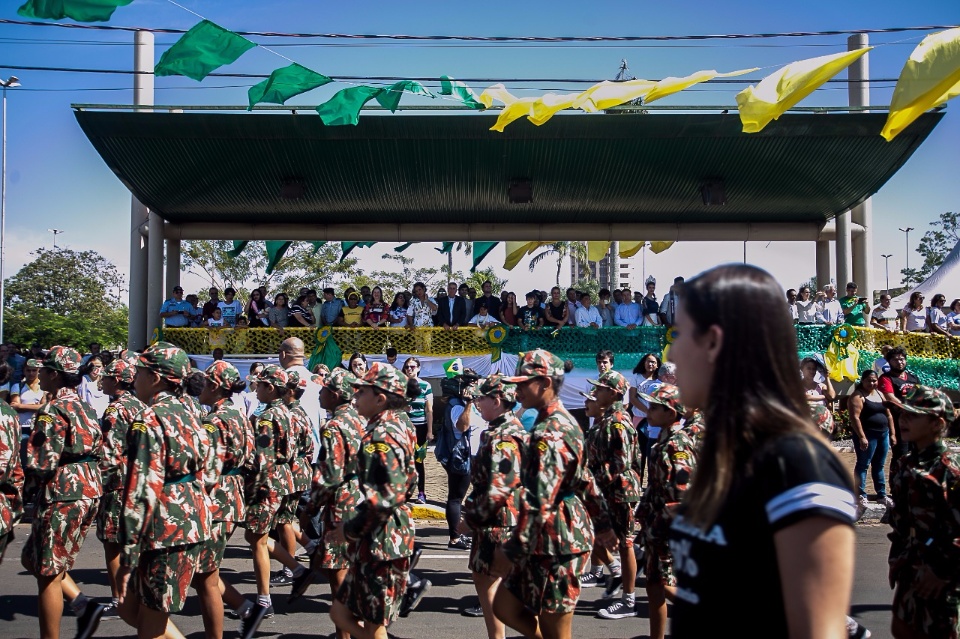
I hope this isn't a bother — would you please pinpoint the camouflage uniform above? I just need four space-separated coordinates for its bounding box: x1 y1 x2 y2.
97 356 145 544
277 370 315 526
22 346 103 577
502 350 613 614
338 363 417 625
245 365 293 534
635 384 699 587
197 361 255 572
0 396 23 561
585 371 642 540
311 368 364 569
887 385 960 638
809 402 835 439
683 409 706 443
120 342 212 613
462 374 529 576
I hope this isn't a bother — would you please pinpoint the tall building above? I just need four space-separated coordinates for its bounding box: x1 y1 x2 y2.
570 245 634 290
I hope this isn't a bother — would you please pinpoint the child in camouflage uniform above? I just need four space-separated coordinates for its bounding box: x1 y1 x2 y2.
635 383 700 639
0 361 23 565
326 362 418 639
22 346 105 639
888 385 960 639
586 370 644 620
493 349 617 639
96 354 145 619
461 374 529 639
307 368 364 636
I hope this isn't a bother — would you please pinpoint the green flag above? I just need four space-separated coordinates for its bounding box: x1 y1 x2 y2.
471 241 499 272
310 241 327 255
17 0 132 22
248 63 332 110
440 75 484 109
227 240 249 258
436 242 455 254
394 242 415 253
264 241 293 274
340 241 376 262
155 20 256 81
307 328 344 372
316 86 383 126
377 80 434 112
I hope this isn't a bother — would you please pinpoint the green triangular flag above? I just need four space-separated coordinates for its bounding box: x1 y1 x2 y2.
340 241 376 262
17 0 132 22
227 240 249 258
471 242 499 272
376 80 434 113
265 241 293 275
155 20 256 81
316 86 383 126
310 241 326 255
440 75 484 109
248 63 332 110
394 242 415 253
436 242 455 254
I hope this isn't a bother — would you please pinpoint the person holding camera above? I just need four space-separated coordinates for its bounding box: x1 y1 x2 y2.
839 282 870 327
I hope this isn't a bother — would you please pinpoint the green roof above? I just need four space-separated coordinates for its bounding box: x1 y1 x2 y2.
74 109 942 225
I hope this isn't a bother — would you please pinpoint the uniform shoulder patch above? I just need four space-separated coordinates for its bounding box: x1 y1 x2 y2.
36 414 54 425
204 422 217 433
322 429 333 438
612 422 625 430
537 440 549 453
364 443 376 454
257 419 272 428
672 451 691 462
496 441 517 451
104 407 118 415
131 421 147 433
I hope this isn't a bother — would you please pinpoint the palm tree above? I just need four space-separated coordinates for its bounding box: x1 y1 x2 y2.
528 242 588 287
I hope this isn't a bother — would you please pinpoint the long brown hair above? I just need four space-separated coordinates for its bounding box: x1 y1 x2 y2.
680 264 815 528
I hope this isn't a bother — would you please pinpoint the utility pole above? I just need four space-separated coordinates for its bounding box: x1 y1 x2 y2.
898 227 914 282
0 75 21 344
48 228 63 249
881 254 892 293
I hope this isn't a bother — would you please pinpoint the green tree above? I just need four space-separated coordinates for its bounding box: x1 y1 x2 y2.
368 253 444 299
901 212 959 287
462 267 508 295
182 240 267 293
571 277 601 301
3 247 128 348
527 242 588 287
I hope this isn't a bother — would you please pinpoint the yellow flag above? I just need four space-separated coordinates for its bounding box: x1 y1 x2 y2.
504 241 551 271
529 92 580 126
492 98 538 132
644 68 757 104
619 241 645 258
882 28 960 141
587 241 611 262
650 241 675 254
478 83 517 109
736 48 872 133
573 78 657 113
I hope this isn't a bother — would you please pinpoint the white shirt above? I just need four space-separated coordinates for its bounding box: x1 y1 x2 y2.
217 300 243 327
79 376 109 417
659 293 680 325
787 302 799 321
12 382 45 428
795 299 818 323
871 305 899 330
575 305 603 327
283 363 324 462
902 306 926 332
468 313 499 327
946 311 960 336
817 298 844 324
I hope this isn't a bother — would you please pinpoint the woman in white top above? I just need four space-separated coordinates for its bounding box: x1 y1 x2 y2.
794 286 819 324
869 293 899 332
900 292 927 332
925 293 950 336
9 358 48 433
78 355 110 416
945 299 960 337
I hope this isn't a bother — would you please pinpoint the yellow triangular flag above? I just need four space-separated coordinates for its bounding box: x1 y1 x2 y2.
587 241 612 262
573 78 657 113
619 241 646 258
881 27 960 141
504 241 552 271
736 48 872 133
650 241 675 254
644 68 757 104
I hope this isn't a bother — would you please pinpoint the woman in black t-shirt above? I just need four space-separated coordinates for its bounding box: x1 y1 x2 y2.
544 287 568 329
667 264 857 639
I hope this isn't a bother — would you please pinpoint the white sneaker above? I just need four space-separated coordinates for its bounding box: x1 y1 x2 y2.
856 495 869 519
598 600 636 619
579 572 605 587
880 495 895 510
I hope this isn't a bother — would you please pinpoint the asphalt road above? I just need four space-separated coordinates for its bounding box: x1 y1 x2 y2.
0 521 896 639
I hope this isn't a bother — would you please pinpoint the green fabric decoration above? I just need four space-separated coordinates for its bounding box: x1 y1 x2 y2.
264 241 293 275
472 242 499 272
17 0 132 22
307 327 343 372
227 240 249 258
310 241 326 255
436 242 455 254
340 241 376 262
440 75 485 109
248 63 332 110
316 86 383 126
155 20 256 81
394 242 415 253
377 80 434 112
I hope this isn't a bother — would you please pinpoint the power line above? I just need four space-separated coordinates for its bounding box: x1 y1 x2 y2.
0 17 955 41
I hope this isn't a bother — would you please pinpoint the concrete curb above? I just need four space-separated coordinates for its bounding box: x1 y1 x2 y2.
410 504 447 521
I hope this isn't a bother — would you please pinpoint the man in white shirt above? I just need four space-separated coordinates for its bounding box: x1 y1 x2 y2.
614 289 643 328
575 293 603 328
659 276 684 325
786 289 799 323
816 284 844 324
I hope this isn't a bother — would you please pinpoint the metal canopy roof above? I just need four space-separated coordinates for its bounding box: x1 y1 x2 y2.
74 109 942 226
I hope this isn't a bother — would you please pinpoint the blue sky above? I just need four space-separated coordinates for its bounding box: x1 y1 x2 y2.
0 0 957 296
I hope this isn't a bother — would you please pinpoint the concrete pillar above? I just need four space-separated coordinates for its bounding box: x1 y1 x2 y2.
127 29 153 350
816 240 831 289
147 211 164 344
836 211 853 288
848 34 874 299
165 232 180 292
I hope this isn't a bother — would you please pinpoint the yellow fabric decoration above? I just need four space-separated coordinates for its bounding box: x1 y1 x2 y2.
644 68 757 104
619 241 646 258
573 78 657 113
504 241 552 271
587 241 612 262
881 27 960 141
736 48 872 133
492 98 539 132
478 83 517 108
528 92 580 126
650 241 675 254
825 340 860 382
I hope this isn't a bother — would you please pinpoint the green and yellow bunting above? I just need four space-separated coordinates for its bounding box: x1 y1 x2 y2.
17 0 132 22
340 241 377 262
155 20 256 82
264 241 292 274
471 242 499 272
378 80 433 112
227 240 249 258
440 75 485 109
248 63 332 110
316 86 384 126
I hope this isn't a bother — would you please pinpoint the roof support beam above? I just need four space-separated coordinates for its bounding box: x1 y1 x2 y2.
162 221 862 243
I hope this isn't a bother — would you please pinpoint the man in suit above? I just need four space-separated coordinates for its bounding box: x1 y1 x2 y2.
435 282 467 329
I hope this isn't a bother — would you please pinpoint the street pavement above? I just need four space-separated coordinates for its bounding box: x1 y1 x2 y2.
0 521 896 639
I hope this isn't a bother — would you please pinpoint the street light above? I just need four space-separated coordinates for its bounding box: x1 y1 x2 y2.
881 254 893 294
898 227 915 274
48 228 63 249
0 75 21 344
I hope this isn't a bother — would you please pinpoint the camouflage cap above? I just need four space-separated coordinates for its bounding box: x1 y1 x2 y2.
285 368 309 391
103 355 137 383
42 345 83 375
587 370 629 396
809 402 834 436
204 360 242 391
473 373 517 404
900 384 956 421
578 390 597 402
502 349 565 383
325 368 357 401
256 364 288 388
136 342 191 384
638 383 685 416
353 361 406 396
25 358 41 369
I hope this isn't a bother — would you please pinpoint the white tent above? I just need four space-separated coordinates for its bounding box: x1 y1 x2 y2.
892 241 960 306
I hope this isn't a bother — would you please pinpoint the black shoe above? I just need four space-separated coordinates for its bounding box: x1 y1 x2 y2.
239 603 272 639
99 602 120 620
75 602 106 639
409 547 423 572
288 569 317 603
461 604 485 617
270 569 293 586
398 578 431 617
